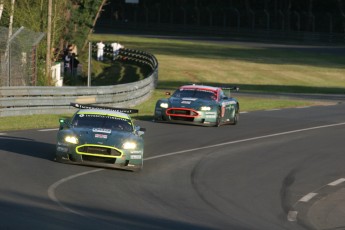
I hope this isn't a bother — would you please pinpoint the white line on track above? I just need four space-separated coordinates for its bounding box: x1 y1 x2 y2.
48 121 345 216
0 133 6 135
328 178 345 186
47 169 103 216
296 106 311 109
287 211 298 222
265 109 281 111
39 128 58 132
299 193 318 202
145 122 345 161
288 177 345 222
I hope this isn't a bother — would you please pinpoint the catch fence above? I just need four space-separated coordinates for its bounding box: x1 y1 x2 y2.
0 26 45 87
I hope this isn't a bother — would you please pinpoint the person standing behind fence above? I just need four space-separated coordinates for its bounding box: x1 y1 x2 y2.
110 42 124 60
96 41 105 61
70 53 79 80
64 51 71 76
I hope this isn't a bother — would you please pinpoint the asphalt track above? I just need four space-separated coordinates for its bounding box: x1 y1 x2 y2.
1 102 345 230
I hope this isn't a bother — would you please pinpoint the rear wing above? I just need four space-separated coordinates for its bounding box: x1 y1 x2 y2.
222 86 239 91
70 103 139 114
222 86 239 98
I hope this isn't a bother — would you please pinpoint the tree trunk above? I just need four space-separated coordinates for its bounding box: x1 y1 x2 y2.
46 0 52 84
8 0 15 38
82 0 107 51
4 0 15 86
0 1 4 21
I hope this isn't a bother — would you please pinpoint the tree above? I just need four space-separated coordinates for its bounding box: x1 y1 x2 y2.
0 0 106 85
3 0 14 86
68 0 106 51
0 0 4 21
82 0 107 50
46 0 52 83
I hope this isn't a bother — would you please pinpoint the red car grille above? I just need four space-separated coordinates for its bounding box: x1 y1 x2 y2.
166 108 199 118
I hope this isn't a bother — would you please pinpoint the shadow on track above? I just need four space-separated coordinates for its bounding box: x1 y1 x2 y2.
0 135 55 160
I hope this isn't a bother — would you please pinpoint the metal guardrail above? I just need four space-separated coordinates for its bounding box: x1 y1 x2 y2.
0 49 158 117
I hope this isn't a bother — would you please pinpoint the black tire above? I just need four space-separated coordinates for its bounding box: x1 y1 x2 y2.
215 108 222 127
232 112 238 125
231 105 239 125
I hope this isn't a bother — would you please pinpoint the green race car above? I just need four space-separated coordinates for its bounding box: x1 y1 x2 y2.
154 84 240 127
56 103 145 172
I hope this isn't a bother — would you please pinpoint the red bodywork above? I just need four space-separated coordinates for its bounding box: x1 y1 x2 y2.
166 108 199 118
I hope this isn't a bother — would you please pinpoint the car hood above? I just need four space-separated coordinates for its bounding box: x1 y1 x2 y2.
71 127 138 147
168 97 216 109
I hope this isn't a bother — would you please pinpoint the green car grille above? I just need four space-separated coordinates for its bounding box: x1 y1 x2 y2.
76 145 122 157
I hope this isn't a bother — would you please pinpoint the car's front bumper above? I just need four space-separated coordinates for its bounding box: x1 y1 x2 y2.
154 107 218 126
55 143 143 172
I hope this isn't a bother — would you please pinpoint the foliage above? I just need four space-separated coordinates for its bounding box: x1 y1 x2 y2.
67 0 104 49
0 0 104 85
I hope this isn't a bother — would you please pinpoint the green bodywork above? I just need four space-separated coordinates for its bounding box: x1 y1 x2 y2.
56 108 145 172
154 85 240 127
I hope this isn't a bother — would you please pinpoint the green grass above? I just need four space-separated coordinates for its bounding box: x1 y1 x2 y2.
91 34 345 94
0 114 70 131
1 34 343 131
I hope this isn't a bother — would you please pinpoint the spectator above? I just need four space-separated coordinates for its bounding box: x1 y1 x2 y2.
68 44 78 55
70 53 79 79
96 41 105 61
110 41 124 60
64 51 71 75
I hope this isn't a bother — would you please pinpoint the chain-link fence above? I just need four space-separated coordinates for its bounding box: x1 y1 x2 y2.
0 26 44 86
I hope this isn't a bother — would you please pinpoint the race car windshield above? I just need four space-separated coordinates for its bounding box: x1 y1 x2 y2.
72 114 133 132
173 89 217 101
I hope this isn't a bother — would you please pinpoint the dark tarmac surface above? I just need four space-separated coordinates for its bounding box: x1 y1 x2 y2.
97 28 345 230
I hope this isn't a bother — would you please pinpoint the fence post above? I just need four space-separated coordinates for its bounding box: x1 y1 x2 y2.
7 43 10 86
88 42 91 87
6 26 25 86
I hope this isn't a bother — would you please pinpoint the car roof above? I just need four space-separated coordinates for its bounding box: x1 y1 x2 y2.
180 85 220 92
76 108 131 119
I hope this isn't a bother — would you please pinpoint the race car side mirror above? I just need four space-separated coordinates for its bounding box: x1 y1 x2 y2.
135 126 146 136
59 118 70 130
137 131 145 136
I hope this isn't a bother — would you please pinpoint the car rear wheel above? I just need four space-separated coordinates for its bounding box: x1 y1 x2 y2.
231 105 239 125
215 108 222 127
232 112 238 125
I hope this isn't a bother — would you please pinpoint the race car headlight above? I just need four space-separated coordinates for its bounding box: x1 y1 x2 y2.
160 102 169 108
200 106 212 111
123 141 137 150
64 136 79 144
